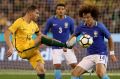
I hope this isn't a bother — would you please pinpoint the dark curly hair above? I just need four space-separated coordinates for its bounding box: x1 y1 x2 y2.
79 4 99 19
55 3 65 10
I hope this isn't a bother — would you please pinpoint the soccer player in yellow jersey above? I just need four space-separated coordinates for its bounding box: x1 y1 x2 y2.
4 5 69 79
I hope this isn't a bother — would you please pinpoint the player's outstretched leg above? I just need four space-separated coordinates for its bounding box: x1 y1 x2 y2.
41 36 66 47
35 35 71 48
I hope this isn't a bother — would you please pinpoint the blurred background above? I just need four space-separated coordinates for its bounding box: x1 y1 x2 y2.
0 0 120 79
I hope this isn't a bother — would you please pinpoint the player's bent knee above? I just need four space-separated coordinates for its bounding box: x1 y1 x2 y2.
36 67 45 74
71 70 79 77
35 62 45 74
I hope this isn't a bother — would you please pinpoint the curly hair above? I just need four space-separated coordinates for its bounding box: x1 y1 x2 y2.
79 4 99 19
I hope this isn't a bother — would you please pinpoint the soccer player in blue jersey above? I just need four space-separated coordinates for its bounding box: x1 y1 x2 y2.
44 3 81 79
67 4 117 79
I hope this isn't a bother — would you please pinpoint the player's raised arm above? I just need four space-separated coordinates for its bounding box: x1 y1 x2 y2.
108 36 117 62
100 23 117 62
4 29 14 57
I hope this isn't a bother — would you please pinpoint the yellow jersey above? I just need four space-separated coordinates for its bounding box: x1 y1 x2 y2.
9 18 39 52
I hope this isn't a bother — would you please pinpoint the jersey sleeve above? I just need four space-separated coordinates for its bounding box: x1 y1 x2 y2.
43 19 52 35
99 23 111 39
8 18 21 34
69 18 75 34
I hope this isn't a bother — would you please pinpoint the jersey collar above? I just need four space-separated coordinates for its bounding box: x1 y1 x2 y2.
83 21 98 27
54 15 67 19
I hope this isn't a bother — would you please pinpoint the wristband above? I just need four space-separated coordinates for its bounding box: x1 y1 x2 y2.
110 51 115 55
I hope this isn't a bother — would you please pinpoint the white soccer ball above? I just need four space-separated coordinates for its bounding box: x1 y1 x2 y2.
77 34 93 48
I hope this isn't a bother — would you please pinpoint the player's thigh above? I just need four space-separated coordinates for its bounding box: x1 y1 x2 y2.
96 63 106 77
95 55 108 68
95 55 108 77
52 49 63 64
63 49 77 64
29 50 44 69
77 56 95 72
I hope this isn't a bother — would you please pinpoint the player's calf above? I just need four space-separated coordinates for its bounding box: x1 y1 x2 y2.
96 63 109 79
96 71 110 79
54 64 62 79
35 62 45 79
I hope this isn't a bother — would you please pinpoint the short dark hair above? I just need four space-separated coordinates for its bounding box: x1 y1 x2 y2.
79 4 99 19
55 3 65 10
26 5 37 12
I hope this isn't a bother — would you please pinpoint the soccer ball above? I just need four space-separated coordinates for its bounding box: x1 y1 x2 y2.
77 34 93 48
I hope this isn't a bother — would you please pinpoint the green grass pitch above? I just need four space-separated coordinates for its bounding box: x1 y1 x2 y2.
0 74 120 79
0 70 120 79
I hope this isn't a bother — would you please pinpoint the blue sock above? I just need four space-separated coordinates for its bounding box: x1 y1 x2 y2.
54 69 62 79
102 74 110 79
71 76 83 79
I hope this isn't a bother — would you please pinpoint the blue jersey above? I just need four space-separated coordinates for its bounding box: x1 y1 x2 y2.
74 22 111 55
44 15 74 49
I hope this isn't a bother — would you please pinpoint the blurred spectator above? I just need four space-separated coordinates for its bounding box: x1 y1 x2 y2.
112 2 120 33
0 0 119 33
0 11 11 32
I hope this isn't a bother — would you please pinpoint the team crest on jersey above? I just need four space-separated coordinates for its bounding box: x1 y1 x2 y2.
94 31 98 37
82 32 86 35
53 24 57 26
64 22 68 28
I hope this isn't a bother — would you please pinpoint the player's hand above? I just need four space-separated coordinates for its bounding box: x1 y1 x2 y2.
65 42 73 49
66 41 73 47
63 47 67 52
110 55 117 62
7 47 14 57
